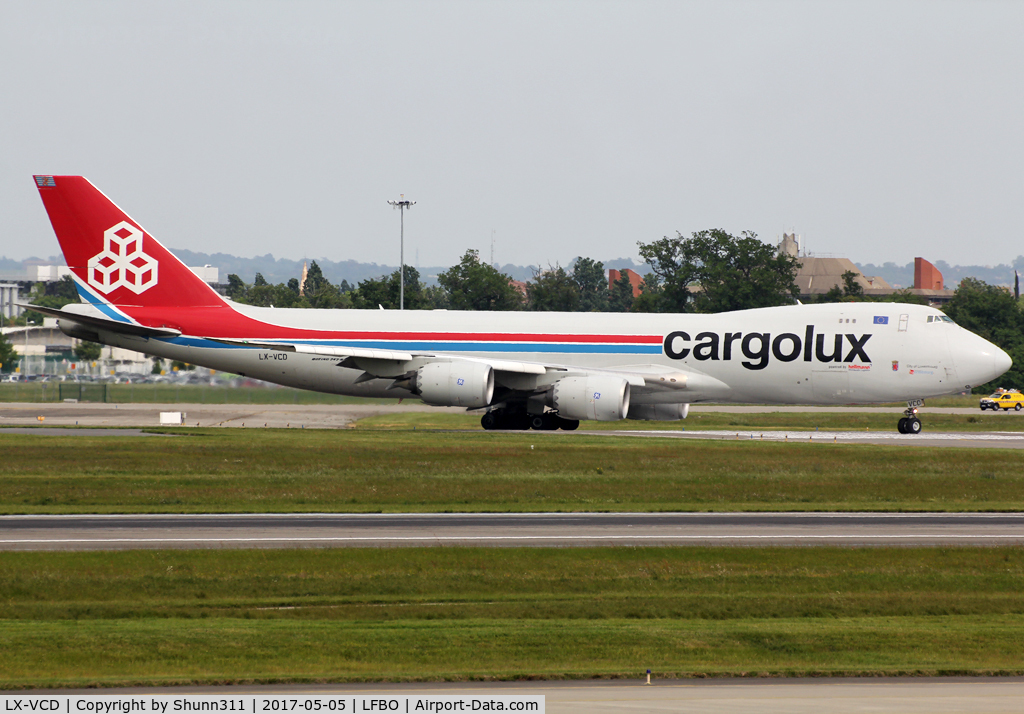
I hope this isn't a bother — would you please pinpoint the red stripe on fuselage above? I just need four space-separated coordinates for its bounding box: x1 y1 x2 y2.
119 305 663 343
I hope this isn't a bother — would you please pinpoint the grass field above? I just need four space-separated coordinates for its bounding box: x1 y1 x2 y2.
1 428 1023 513
3 404 1022 688
1 547 1021 687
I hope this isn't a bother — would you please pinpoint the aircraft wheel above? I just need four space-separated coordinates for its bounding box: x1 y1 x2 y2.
558 417 580 431
481 412 499 431
907 417 922 434
539 414 560 430
529 415 546 430
897 417 908 434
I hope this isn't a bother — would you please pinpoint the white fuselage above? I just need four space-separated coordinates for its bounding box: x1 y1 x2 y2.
83 301 1007 406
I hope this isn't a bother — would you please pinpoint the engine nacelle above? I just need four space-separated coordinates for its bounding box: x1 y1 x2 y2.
57 319 101 343
552 376 630 421
415 361 494 408
627 403 689 421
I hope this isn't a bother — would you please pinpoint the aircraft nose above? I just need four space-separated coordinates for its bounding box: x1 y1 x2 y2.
994 345 1012 377
948 331 1012 389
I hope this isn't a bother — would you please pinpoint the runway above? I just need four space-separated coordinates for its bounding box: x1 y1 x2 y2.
577 427 1024 449
4 402 1024 448
0 402 465 429
2 512 1023 550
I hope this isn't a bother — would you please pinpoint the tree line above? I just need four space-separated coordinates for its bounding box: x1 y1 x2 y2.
2 230 1023 393
226 249 640 313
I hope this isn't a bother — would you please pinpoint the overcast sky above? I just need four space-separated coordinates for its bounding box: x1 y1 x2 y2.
3 1 1022 270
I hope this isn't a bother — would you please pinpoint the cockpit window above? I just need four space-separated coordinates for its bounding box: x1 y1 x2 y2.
927 315 956 324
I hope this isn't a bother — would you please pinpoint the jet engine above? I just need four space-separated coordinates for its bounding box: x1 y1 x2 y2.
627 403 689 421
57 319 101 343
552 376 630 421
415 361 494 408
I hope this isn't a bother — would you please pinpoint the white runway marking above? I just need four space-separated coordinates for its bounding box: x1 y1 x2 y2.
625 429 1024 441
2 534 1021 545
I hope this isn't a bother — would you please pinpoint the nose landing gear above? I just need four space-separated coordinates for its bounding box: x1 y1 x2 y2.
897 401 924 434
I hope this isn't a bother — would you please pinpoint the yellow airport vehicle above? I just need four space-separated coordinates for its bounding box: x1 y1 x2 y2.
979 388 1024 411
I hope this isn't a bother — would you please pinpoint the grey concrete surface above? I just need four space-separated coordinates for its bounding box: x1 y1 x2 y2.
4 402 1024 449
3 512 1023 551
576 427 1024 449
0 402 464 429
25 678 1024 713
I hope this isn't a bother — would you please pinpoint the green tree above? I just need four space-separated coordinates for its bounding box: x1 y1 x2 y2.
842 270 865 298
638 229 799 313
438 250 523 311
226 274 248 302
55 275 78 301
0 331 17 372
253 272 268 287
302 260 340 309
21 282 78 325
351 266 425 310
944 277 1024 391
573 257 609 312
527 266 580 312
630 273 666 313
247 283 276 307
608 272 636 312
73 340 102 362
422 284 449 309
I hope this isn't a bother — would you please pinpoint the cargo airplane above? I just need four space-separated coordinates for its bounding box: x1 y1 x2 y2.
29 176 1011 434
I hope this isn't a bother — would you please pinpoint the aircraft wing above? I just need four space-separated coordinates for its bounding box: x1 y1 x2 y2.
207 337 551 376
206 337 695 388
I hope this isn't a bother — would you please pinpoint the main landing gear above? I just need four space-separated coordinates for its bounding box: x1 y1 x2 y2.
897 402 923 434
480 409 579 431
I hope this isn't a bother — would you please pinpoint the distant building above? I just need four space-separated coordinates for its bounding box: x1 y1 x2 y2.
778 233 954 305
914 257 943 290
608 268 644 297
0 284 23 320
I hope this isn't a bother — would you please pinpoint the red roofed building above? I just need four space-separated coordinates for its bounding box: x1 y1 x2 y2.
608 268 644 297
914 257 944 291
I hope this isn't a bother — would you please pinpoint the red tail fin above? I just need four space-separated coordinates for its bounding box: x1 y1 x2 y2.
34 176 223 308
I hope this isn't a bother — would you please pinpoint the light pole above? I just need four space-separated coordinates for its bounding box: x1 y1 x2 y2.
387 195 416 310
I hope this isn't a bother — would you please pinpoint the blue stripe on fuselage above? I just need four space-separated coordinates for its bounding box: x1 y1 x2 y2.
162 336 662 354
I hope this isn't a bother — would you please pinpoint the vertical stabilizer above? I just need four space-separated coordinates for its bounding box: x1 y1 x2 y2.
34 176 223 308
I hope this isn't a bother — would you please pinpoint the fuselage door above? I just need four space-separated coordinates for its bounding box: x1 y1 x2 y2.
898 314 909 332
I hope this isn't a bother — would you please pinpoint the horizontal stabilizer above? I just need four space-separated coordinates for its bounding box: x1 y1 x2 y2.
18 304 181 338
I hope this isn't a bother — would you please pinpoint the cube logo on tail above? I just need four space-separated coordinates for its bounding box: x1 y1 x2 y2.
87 221 159 294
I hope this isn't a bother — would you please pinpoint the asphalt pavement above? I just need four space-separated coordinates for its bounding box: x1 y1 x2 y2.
3 512 1023 550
